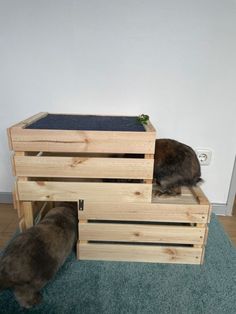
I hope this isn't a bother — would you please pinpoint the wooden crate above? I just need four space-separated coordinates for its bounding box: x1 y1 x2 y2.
8 112 156 154
77 185 211 265
8 112 211 264
8 112 156 229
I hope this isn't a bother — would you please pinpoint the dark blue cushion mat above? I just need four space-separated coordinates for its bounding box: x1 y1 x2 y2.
26 114 145 132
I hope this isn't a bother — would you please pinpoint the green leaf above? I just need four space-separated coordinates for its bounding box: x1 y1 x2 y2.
137 114 149 125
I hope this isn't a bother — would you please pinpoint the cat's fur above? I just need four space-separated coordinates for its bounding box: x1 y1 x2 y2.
0 204 77 308
154 139 202 196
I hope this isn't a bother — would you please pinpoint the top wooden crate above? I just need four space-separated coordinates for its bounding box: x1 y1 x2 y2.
8 112 156 154
8 113 156 205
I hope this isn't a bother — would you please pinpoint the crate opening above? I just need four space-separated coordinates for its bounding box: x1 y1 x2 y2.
37 152 145 158
86 241 194 248
28 177 144 183
86 220 194 227
33 201 78 224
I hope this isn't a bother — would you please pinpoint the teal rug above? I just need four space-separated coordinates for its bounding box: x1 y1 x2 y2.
0 214 236 314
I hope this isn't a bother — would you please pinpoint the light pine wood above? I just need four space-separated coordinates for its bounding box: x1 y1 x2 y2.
144 154 154 184
79 223 205 244
10 153 16 176
145 154 153 158
7 127 13 150
7 112 47 152
190 186 209 205
10 128 156 154
200 246 206 264
8 112 48 129
152 186 200 204
14 182 24 220
78 243 202 264
79 202 209 223
207 204 212 223
204 227 209 245
14 156 154 179
19 218 26 232
196 223 205 228
12 184 18 212
15 152 34 231
143 119 156 133
78 219 88 251
21 201 34 229
153 195 198 204
17 181 152 203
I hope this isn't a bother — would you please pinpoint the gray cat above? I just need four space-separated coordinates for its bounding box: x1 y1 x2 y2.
0 204 77 308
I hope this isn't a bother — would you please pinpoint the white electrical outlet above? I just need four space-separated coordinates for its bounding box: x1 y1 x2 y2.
195 149 212 166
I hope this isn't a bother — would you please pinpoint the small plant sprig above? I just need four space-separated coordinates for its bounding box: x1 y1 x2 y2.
137 114 149 125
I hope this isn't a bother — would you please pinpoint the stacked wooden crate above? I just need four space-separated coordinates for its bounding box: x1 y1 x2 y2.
8 112 211 264
78 186 210 264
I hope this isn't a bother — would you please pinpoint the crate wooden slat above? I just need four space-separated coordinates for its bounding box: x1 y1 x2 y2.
78 186 209 223
78 243 203 264
9 129 156 154
79 223 205 245
14 155 154 179
17 181 152 203
79 202 209 223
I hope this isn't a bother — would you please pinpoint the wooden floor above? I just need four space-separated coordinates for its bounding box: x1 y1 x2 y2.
0 204 19 249
0 201 235 250
218 197 236 246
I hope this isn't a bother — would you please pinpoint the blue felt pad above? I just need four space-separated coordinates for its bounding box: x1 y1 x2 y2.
26 114 145 132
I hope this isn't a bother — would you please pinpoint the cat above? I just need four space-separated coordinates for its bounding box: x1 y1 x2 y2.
0 203 77 308
153 139 202 196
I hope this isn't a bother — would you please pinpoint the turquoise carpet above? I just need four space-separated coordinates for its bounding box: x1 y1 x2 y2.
0 214 236 314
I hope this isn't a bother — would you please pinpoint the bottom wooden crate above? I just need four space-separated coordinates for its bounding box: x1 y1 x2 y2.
77 221 206 264
77 243 204 264
77 186 210 264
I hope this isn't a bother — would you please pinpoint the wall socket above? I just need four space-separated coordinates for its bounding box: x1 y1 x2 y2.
195 149 212 166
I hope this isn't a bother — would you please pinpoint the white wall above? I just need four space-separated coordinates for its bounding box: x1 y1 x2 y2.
0 0 236 204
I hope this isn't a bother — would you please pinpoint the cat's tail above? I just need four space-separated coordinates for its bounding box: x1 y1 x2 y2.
181 177 204 187
195 177 204 185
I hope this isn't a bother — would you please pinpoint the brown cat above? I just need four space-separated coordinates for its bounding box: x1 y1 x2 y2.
154 139 202 196
0 204 77 308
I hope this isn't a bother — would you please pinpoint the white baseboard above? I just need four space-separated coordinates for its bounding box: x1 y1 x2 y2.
211 203 227 216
